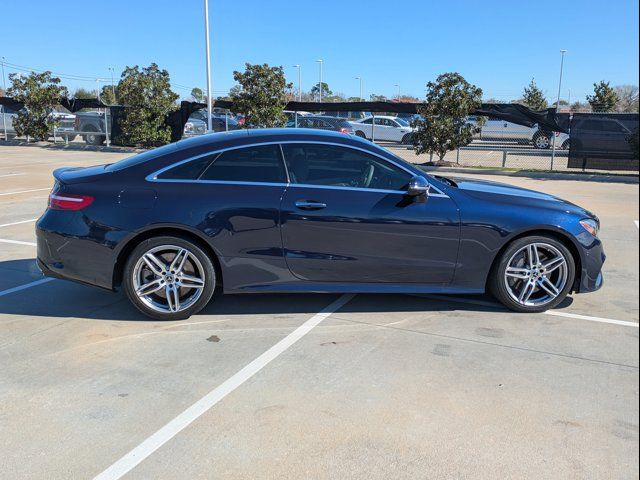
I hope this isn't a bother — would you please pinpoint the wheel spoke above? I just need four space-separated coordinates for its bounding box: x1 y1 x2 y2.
527 244 540 268
143 253 167 276
170 248 189 274
165 285 180 312
542 256 566 273
506 266 530 279
518 280 536 304
179 274 205 289
537 277 560 298
135 278 164 296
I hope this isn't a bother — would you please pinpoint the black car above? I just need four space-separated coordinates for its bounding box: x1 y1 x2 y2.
286 116 354 135
36 129 604 320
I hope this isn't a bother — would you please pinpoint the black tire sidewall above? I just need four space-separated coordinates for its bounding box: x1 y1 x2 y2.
490 235 576 313
123 236 216 320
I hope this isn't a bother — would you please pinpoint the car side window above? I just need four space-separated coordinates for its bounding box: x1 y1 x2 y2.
361 118 373 125
200 144 286 183
281 143 412 191
156 155 215 180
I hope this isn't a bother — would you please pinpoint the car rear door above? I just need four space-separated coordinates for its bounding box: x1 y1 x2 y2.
279 142 460 284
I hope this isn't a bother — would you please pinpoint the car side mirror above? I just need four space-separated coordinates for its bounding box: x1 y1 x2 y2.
407 176 431 197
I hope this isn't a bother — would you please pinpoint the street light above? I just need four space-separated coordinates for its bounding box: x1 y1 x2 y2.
355 76 363 101
108 67 116 98
204 0 213 132
1 57 7 141
551 49 567 170
394 84 400 99
292 64 302 101
316 59 323 102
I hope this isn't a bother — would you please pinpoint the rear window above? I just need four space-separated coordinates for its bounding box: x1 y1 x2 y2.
105 144 179 172
156 155 214 180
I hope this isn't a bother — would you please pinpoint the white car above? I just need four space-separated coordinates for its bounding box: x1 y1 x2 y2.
349 115 415 143
468 116 553 149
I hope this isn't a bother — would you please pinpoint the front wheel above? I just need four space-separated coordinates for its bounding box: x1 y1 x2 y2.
532 131 551 149
355 130 367 139
123 236 217 320
489 235 575 313
401 133 413 145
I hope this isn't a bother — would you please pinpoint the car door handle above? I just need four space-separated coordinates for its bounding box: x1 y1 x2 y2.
295 200 327 210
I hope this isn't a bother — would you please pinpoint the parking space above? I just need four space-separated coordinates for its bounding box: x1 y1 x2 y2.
0 145 638 479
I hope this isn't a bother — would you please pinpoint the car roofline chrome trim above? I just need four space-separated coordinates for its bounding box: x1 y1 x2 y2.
145 139 449 198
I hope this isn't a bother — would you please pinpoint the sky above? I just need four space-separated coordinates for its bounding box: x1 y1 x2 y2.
1 0 638 103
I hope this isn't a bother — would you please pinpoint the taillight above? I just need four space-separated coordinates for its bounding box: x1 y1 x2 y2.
339 128 351 134
49 193 94 210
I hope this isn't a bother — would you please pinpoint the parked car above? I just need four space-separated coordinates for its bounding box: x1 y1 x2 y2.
36 128 604 320
557 117 634 156
286 115 354 135
284 111 313 122
0 104 76 140
188 110 240 132
75 111 109 145
468 116 553 149
182 118 208 138
321 111 372 121
350 115 415 143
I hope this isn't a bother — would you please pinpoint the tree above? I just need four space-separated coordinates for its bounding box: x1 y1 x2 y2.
521 78 547 110
412 72 482 162
587 81 618 112
571 101 590 112
73 87 96 99
369 94 388 102
614 85 639 113
231 63 291 128
100 85 117 105
190 87 204 103
310 82 332 101
7 71 68 140
116 63 178 146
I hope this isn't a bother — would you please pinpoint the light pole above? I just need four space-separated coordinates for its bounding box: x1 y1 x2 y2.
355 76 363 101
108 67 116 98
550 49 567 170
204 0 213 132
316 59 323 102
293 64 302 101
1 56 7 141
96 79 101 101
394 84 400 99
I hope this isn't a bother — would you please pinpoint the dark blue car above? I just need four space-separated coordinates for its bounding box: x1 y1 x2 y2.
36 129 605 320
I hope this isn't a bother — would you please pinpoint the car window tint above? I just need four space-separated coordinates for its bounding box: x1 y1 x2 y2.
201 144 286 183
157 155 214 180
281 144 411 191
361 118 373 124
602 121 626 133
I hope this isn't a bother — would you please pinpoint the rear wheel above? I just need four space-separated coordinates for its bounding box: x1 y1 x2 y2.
355 130 367 139
401 133 413 145
533 131 551 149
489 235 575 313
561 139 570 150
123 236 216 320
84 127 104 145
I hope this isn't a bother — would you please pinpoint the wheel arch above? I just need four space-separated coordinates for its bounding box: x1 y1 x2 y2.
112 225 223 290
485 227 583 292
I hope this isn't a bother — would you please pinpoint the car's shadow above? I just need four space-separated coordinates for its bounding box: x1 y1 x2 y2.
0 258 572 322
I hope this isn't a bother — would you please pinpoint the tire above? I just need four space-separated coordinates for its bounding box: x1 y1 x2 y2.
84 128 104 145
123 236 217 320
561 139 570 150
489 235 575 313
355 130 367 139
532 131 551 149
401 133 413 145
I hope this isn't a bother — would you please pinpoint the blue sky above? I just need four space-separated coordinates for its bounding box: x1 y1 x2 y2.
1 0 638 103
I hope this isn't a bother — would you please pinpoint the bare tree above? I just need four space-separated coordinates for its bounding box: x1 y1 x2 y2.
614 85 639 113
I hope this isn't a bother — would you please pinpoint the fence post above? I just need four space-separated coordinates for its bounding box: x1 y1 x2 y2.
502 150 507 168
371 113 375 143
52 126 56 144
456 147 460 165
104 108 110 147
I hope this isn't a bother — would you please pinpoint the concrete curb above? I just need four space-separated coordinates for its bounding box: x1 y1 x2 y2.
0 139 142 154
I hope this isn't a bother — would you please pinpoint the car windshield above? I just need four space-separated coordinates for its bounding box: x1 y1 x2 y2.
395 117 410 127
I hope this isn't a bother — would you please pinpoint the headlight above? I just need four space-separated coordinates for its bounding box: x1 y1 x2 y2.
579 218 599 237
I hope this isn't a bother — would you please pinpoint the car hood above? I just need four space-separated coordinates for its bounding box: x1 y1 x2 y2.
445 176 595 217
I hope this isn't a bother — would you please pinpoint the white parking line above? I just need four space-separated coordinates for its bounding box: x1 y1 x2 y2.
413 294 638 328
0 188 50 196
0 218 38 228
0 238 37 246
0 173 25 178
0 278 54 298
93 293 355 480
635 220 639 229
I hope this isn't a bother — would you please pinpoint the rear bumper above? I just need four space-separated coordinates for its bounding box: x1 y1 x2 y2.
36 212 127 290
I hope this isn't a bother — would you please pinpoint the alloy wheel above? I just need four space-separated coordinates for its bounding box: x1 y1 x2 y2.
132 245 207 314
503 242 569 307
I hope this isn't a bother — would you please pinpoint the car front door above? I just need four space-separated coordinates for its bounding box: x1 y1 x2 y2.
279 143 460 284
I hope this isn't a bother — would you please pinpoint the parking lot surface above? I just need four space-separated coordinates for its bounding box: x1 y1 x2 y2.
0 144 638 479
